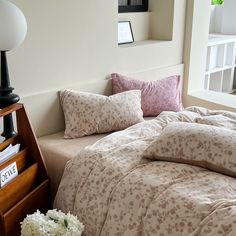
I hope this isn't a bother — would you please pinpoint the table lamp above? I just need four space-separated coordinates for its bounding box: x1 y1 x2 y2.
0 0 27 139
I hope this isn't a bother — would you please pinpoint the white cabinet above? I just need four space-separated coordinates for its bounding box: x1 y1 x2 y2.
205 34 236 93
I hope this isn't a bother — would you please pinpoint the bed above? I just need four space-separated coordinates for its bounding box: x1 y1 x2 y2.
36 67 184 199
52 106 236 236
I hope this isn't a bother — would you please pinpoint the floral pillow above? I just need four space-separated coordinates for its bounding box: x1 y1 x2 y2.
143 122 236 177
60 90 144 138
111 73 182 116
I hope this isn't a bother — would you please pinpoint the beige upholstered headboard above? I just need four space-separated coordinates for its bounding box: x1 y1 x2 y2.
21 64 184 137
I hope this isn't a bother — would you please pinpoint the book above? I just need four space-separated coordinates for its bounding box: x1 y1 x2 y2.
0 144 20 164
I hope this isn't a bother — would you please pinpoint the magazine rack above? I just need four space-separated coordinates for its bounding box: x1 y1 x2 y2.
0 103 50 236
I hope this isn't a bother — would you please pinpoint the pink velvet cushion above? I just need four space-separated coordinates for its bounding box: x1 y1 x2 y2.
111 73 182 116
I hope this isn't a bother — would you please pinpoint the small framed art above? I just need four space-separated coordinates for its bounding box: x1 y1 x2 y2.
118 21 134 45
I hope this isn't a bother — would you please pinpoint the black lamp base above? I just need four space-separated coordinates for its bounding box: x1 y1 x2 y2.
0 51 20 139
1 115 17 139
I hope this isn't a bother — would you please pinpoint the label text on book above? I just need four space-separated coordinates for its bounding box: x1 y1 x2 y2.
0 162 18 187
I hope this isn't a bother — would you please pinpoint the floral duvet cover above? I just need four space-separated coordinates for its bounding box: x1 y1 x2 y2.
54 107 236 236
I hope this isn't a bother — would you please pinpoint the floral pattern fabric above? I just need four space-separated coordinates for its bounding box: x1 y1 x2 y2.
111 73 183 116
60 90 144 138
143 122 236 177
54 107 236 236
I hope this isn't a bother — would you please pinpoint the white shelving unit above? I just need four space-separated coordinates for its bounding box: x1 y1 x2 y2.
205 34 236 93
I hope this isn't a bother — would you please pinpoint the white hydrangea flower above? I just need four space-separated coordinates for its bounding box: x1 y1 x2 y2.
21 209 84 236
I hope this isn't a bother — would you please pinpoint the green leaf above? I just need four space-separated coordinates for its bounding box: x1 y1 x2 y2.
64 219 68 228
211 0 224 5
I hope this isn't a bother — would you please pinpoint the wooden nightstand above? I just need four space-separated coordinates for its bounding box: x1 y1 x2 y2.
0 104 50 236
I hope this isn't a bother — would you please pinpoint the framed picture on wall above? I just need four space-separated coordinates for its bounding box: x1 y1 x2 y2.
118 21 134 45
118 0 148 13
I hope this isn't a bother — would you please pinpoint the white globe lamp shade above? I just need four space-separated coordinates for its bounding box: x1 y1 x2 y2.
0 0 27 51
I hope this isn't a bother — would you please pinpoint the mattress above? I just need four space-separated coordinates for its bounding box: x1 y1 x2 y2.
38 131 109 198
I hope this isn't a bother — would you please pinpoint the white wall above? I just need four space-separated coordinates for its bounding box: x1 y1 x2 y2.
8 0 185 98
219 0 236 34
209 6 216 33
8 0 118 96
183 0 211 93
210 0 236 34
3 0 186 136
3 0 236 135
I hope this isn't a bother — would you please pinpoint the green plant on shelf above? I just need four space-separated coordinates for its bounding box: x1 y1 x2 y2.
212 0 224 5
